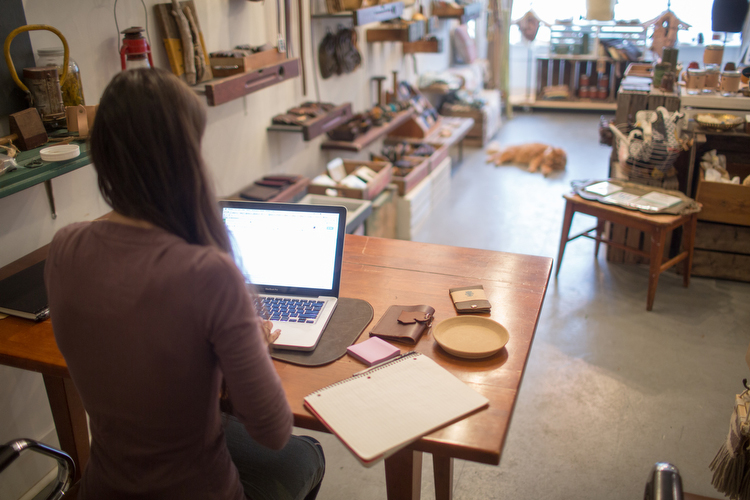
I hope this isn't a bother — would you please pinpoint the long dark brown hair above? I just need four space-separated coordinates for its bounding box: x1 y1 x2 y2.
90 68 231 253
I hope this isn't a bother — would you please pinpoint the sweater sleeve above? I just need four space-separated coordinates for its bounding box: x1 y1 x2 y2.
199 251 293 450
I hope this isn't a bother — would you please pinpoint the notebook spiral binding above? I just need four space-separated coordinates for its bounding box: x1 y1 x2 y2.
309 351 420 396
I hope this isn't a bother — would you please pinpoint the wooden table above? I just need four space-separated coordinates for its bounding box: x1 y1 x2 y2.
556 193 699 311
0 235 552 499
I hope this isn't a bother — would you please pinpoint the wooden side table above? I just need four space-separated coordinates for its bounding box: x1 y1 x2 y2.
556 193 700 311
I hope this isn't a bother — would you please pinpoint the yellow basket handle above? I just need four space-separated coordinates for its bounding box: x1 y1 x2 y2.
4 24 69 94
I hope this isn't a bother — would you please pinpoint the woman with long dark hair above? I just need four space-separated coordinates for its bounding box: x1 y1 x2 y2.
44 68 325 500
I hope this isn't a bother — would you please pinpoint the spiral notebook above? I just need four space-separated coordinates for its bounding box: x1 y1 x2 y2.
303 352 489 466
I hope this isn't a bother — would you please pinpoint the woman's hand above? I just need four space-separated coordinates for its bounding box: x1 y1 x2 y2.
262 320 281 347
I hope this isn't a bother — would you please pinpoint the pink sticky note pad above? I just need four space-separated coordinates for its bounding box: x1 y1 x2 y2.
346 337 401 366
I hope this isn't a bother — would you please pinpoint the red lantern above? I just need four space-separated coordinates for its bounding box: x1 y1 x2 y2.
120 27 153 70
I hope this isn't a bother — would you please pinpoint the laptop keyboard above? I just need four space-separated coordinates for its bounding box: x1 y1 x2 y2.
255 297 325 323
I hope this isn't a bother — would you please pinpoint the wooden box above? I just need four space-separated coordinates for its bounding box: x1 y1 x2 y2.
431 1 481 20
366 20 424 43
365 186 398 239
402 38 442 54
391 156 430 195
209 49 287 78
692 221 750 282
440 89 502 147
695 166 750 227
307 160 393 200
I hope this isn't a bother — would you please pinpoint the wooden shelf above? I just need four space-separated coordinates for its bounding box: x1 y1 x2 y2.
201 58 300 106
402 38 442 54
321 109 416 152
0 141 89 200
0 139 90 218
367 20 425 43
267 103 354 141
311 2 404 26
431 2 481 22
510 95 617 111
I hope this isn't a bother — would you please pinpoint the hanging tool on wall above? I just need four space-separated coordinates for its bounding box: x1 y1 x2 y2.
276 0 286 53
297 0 307 95
170 0 196 84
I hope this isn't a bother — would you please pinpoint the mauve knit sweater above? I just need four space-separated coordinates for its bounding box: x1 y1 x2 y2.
45 221 292 500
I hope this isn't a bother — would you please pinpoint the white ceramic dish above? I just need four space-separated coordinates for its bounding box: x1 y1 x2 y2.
432 316 510 359
40 144 80 162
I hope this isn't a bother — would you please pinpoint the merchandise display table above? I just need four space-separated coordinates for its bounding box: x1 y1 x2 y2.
0 235 552 499
556 193 699 311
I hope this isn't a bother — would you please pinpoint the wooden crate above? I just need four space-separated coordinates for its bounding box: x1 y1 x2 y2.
691 221 750 282
307 160 392 200
439 89 502 147
365 186 397 239
695 168 750 227
209 49 287 78
366 20 424 42
391 156 430 195
402 38 442 54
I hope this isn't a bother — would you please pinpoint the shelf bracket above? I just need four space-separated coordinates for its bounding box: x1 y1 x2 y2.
43 179 57 219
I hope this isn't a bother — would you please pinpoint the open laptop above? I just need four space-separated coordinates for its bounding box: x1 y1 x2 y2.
219 200 347 351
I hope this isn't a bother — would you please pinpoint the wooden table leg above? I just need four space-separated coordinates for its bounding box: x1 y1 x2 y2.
555 199 575 277
385 449 423 500
595 218 605 258
43 375 89 482
683 214 698 288
647 227 668 311
433 455 453 500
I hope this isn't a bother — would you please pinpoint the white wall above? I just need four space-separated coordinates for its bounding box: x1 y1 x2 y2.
0 1 464 497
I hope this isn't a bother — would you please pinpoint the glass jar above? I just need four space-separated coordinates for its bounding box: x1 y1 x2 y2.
686 68 706 95
36 47 85 107
704 65 720 92
720 70 741 96
703 45 724 66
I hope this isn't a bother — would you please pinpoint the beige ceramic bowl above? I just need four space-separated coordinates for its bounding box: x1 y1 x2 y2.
433 316 510 359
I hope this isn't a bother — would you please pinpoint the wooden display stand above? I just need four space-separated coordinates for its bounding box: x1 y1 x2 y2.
307 159 393 200
390 156 431 195
366 20 425 42
267 103 354 141
209 49 287 78
690 131 750 282
387 114 441 139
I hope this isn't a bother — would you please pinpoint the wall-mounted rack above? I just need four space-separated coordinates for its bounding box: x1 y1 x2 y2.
321 108 415 151
0 140 90 219
201 58 300 106
431 2 482 23
267 103 354 141
311 2 404 26
402 38 442 53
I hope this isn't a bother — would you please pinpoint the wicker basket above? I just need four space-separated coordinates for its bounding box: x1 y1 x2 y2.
612 123 681 182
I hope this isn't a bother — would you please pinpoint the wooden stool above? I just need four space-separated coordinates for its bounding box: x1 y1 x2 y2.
556 193 700 311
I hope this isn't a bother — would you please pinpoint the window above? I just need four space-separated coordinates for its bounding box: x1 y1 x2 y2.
509 0 733 45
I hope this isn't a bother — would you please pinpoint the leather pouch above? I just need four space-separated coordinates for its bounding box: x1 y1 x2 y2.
449 285 491 314
239 184 281 201
369 304 434 345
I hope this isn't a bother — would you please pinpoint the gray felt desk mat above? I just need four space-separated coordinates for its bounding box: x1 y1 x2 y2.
270 298 373 366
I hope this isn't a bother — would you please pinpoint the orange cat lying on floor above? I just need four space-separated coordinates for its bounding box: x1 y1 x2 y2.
487 143 567 176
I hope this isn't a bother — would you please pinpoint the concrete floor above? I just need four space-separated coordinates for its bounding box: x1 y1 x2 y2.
302 110 750 499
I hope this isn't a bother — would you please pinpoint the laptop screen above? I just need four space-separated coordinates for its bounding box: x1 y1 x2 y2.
219 201 347 297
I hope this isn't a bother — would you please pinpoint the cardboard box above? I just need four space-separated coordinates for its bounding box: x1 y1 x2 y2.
308 160 393 200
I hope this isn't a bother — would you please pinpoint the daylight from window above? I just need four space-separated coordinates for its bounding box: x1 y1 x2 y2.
509 0 732 45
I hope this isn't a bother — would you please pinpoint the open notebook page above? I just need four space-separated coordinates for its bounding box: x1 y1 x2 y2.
304 352 489 466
